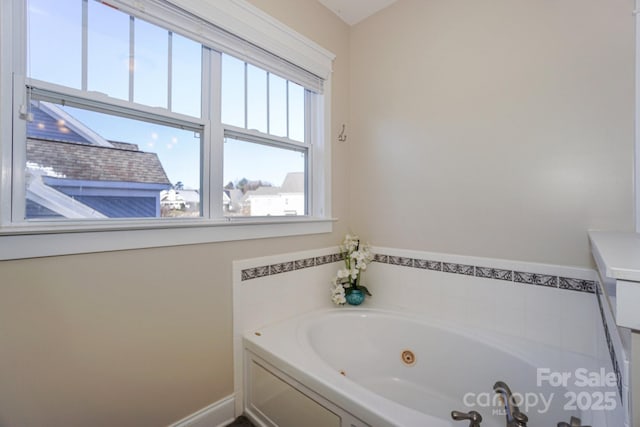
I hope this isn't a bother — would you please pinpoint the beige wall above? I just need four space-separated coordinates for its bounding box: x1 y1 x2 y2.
0 1 350 426
349 0 635 268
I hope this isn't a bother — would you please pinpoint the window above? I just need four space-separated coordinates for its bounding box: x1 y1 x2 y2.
221 54 310 217
25 98 203 220
224 135 306 216
23 0 205 222
0 0 334 259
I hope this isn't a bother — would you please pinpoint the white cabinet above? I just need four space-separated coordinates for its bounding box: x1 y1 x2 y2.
244 351 369 427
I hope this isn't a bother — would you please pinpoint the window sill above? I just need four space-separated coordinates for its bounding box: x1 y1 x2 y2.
0 217 335 260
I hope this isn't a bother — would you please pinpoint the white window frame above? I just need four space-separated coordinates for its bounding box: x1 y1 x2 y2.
0 0 335 260
636 0 640 232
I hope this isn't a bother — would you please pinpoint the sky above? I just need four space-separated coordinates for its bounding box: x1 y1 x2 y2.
27 0 305 190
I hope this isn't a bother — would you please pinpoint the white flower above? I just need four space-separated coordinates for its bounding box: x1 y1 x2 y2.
342 233 360 253
331 233 374 304
331 283 346 305
337 268 350 279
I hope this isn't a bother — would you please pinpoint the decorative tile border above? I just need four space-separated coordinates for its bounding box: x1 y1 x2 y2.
241 253 342 281
595 285 623 400
373 254 388 263
294 257 315 270
241 252 597 296
414 259 442 271
559 277 596 293
315 254 334 266
389 256 413 267
443 262 474 276
514 271 557 287
374 253 596 294
476 266 513 281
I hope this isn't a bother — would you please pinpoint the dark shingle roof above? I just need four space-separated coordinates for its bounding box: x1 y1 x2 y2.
26 102 170 185
27 138 170 184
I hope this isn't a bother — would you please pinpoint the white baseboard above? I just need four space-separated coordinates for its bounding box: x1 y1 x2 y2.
169 395 235 427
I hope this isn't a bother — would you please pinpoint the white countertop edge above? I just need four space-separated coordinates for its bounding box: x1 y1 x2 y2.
588 230 640 282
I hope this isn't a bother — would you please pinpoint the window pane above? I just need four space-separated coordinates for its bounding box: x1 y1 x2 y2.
246 65 267 133
87 0 130 100
134 19 168 108
288 82 305 142
25 100 202 219
224 137 305 217
269 74 287 138
172 33 202 118
221 54 245 127
27 0 82 89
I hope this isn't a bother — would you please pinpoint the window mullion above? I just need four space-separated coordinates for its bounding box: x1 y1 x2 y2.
304 90 312 215
129 16 135 102
10 79 28 224
243 62 248 129
286 81 290 140
27 81 205 130
81 0 88 91
266 72 270 135
204 48 224 219
167 32 173 111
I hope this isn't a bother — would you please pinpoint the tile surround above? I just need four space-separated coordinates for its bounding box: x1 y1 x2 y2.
237 247 621 422
240 251 597 294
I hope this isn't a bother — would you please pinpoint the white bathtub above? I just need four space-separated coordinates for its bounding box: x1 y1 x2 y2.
242 308 609 427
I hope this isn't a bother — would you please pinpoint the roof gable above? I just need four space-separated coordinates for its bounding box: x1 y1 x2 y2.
26 101 170 185
27 139 171 184
28 101 114 147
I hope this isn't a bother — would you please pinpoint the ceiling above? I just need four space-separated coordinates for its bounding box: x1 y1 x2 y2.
317 0 398 26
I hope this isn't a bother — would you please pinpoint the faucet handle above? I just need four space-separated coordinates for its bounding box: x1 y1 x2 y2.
513 410 528 426
451 410 483 427
557 416 590 427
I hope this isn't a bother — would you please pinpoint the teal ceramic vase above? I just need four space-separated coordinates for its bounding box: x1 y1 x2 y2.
346 289 365 306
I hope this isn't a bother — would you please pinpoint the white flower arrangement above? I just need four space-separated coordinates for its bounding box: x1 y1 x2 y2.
331 234 374 305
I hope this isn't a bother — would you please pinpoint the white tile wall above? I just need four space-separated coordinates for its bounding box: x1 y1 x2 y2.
364 257 600 357
232 247 340 415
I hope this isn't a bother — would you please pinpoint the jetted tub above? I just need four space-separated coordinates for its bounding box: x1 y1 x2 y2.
243 309 608 427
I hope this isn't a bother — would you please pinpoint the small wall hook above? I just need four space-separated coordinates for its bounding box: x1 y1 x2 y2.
338 124 347 142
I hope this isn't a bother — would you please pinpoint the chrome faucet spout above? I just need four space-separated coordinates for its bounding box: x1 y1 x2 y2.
493 381 528 427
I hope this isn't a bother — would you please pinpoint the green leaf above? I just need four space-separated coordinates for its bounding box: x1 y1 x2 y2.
358 285 372 296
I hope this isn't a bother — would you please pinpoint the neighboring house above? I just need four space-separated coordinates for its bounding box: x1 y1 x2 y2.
240 172 305 216
160 188 201 215
26 101 171 219
224 188 244 214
